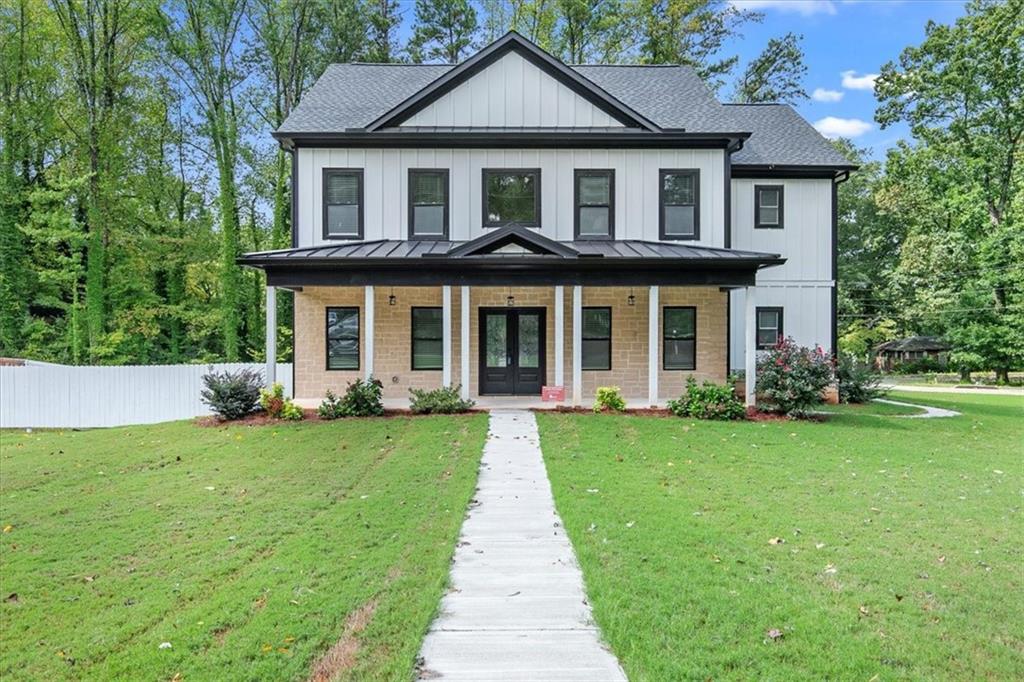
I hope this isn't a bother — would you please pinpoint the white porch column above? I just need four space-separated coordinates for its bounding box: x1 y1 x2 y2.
442 286 453 387
265 286 276 386
364 285 375 380
745 286 757 407
460 286 470 400
554 285 565 389
572 285 582 406
648 286 659 406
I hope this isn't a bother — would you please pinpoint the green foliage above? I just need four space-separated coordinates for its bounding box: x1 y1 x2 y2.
667 377 745 420
339 377 385 417
836 354 886 403
409 385 476 414
279 398 304 420
733 32 807 104
756 338 834 417
409 0 478 63
201 368 262 420
593 386 626 413
317 389 346 419
259 381 303 420
890 357 945 375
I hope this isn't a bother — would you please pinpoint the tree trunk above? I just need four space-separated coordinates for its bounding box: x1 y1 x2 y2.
995 368 1009 384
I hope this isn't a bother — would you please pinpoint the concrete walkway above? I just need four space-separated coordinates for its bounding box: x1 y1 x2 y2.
417 410 626 681
875 398 961 418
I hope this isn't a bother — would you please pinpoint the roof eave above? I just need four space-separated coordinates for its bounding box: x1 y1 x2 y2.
272 130 751 149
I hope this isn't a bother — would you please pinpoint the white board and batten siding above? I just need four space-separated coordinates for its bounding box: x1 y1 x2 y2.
399 51 626 129
728 177 835 369
295 147 727 246
0 362 293 429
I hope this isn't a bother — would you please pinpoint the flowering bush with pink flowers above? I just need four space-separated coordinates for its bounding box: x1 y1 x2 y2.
756 337 834 417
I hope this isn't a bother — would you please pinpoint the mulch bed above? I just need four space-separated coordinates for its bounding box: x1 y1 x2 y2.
194 407 488 427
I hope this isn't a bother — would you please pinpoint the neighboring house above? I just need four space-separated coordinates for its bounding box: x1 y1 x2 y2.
875 336 951 371
240 32 855 406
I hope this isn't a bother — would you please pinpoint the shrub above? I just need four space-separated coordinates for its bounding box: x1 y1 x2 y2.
200 368 262 420
409 385 475 414
837 354 886 403
317 390 345 419
259 382 304 420
593 386 626 413
667 377 745 420
339 377 385 417
891 356 943 374
756 337 834 417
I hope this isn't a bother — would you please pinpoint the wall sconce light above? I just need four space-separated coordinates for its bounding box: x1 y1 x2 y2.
388 287 396 306
506 287 515 307
627 287 636 306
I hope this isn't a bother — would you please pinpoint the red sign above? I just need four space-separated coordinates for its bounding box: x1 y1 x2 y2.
541 385 565 402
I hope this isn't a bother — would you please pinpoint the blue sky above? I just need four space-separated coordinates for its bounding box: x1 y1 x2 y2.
729 0 966 158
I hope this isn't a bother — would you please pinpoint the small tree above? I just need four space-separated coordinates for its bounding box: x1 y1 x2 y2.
756 338 834 417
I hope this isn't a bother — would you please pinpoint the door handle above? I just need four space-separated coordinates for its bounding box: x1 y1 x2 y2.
507 353 513 366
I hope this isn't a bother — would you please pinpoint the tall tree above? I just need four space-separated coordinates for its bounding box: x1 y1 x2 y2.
364 0 403 62
509 0 557 49
629 0 760 91
733 32 807 104
875 0 1024 381
554 0 628 64
156 0 249 361
314 0 367 64
408 0 478 63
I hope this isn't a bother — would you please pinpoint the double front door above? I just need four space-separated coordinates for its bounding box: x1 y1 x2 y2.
479 308 546 396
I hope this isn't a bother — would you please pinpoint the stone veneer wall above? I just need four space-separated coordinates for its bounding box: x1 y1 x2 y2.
293 285 727 402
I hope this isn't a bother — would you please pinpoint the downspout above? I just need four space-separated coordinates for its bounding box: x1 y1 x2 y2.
831 170 851 360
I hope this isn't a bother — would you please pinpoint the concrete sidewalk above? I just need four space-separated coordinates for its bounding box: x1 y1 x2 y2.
417 410 626 681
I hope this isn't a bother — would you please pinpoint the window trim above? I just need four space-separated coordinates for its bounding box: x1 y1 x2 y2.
574 169 615 240
754 184 784 229
322 168 364 240
410 306 444 371
408 169 450 240
662 306 697 370
755 306 784 350
325 306 360 371
581 306 612 371
481 168 542 228
659 169 700 241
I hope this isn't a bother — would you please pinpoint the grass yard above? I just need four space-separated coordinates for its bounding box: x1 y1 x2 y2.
0 415 488 681
537 393 1024 680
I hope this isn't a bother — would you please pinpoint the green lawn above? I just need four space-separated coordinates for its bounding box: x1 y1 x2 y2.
537 393 1024 681
0 415 488 681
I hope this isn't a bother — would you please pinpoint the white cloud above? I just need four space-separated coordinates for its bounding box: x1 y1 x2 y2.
729 0 837 16
814 116 872 138
812 88 845 102
841 70 879 91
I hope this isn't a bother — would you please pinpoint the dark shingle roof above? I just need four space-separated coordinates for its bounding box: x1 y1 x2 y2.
278 62 852 168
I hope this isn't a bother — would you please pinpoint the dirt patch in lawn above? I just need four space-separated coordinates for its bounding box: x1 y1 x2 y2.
307 598 379 682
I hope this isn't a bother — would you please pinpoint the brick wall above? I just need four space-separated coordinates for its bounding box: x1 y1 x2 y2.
293 285 727 403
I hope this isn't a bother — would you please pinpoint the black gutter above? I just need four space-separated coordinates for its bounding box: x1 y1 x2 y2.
275 131 751 150
732 164 858 179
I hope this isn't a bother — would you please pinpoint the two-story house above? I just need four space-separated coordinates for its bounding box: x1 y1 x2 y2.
240 32 854 407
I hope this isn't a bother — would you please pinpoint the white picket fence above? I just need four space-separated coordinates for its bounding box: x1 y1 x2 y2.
0 361 293 429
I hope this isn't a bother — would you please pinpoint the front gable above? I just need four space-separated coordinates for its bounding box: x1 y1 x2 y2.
367 32 659 132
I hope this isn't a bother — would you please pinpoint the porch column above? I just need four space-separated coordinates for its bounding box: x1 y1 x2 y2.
572 285 582 406
648 286 659 406
364 285 374 380
745 286 757 407
460 286 470 400
554 286 565 389
442 285 452 387
265 286 276 386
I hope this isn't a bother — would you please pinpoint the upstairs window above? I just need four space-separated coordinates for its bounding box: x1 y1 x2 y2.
409 170 449 239
483 169 541 227
326 307 359 370
581 307 612 370
575 170 614 239
756 307 784 349
411 307 444 370
323 169 363 239
755 185 784 229
663 306 696 370
660 170 700 240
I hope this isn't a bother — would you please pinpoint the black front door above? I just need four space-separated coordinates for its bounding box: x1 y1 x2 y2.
479 308 546 396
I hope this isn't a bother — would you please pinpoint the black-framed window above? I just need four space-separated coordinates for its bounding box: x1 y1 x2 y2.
409 169 449 239
581 307 612 370
326 307 359 370
411 307 443 370
574 170 614 239
482 169 541 227
659 169 700 240
663 306 696 370
756 307 784 349
323 169 363 239
755 185 784 229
